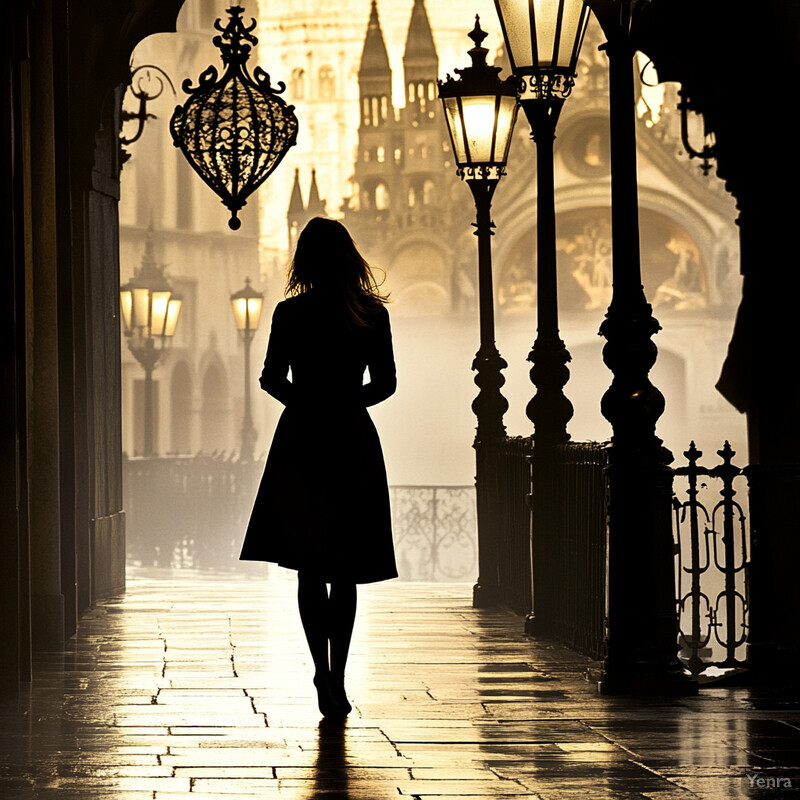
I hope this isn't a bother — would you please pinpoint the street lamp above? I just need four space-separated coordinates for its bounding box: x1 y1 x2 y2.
494 0 590 444
230 277 263 462
439 16 519 608
571 0 691 694
121 230 182 457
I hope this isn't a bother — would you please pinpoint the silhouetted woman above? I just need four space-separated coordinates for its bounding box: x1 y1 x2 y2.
240 217 398 718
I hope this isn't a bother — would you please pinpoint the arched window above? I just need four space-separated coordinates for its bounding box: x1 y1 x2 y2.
427 81 436 101
200 362 228 454
170 362 192 455
408 83 415 103
362 96 371 126
408 186 416 208
349 182 360 211
371 97 380 127
376 146 385 164
291 67 305 100
319 65 335 100
375 183 390 211
423 179 435 206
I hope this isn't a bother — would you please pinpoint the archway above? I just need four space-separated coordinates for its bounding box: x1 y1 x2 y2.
170 361 193 455
199 361 230 455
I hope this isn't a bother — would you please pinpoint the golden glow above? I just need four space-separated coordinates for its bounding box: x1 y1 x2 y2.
163 297 182 338
150 290 171 336
495 0 586 70
231 295 264 332
132 287 150 331
443 94 517 168
461 96 499 163
120 289 133 332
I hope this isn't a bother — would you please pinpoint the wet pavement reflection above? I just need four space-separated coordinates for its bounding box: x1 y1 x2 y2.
1 567 799 798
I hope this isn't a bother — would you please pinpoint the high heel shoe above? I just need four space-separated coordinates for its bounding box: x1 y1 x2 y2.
329 674 352 716
313 672 342 718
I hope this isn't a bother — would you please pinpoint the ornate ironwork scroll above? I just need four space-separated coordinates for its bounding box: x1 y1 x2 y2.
391 486 477 581
170 6 299 230
120 64 176 164
673 441 750 678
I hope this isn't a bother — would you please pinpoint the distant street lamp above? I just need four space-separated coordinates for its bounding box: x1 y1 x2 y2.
493 0 590 444
230 277 264 462
121 231 182 457
439 16 519 608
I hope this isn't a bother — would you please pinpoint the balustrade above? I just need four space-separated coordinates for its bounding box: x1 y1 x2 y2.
123 455 477 580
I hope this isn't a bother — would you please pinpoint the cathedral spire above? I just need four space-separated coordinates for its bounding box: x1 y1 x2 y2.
288 168 305 216
359 0 391 79
306 168 326 217
403 0 438 74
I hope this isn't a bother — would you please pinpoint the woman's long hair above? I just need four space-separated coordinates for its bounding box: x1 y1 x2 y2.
286 217 389 327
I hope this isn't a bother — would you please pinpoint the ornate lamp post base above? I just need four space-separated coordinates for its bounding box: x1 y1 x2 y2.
597 445 696 695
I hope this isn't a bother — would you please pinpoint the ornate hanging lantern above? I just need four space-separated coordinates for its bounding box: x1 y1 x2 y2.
170 5 299 230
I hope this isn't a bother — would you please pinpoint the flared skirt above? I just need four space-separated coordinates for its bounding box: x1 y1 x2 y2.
239 404 397 583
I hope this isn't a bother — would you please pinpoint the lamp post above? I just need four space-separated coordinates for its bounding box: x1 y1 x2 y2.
580 0 693 694
230 277 263 463
493 0 590 444
439 17 519 607
492 0 589 636
120 231 182 457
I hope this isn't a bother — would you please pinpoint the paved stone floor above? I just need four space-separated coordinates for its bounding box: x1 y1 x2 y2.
1 568 800 799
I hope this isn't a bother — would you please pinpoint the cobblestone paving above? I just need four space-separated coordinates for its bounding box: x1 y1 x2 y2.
1 567 799 799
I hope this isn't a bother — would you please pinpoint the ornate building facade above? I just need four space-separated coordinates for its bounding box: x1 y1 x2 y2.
331 8 745 473
119 0 498 471
119 1 265 459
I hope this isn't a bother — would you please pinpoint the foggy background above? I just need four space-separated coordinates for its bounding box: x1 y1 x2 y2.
119 0 747 584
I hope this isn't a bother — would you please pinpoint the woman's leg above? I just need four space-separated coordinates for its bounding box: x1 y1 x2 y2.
328 581 357 713
297 571 337 716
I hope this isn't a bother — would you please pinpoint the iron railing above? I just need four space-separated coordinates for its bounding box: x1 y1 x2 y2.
548 441 609 661
491 436 534 616
672 441 750 678
486 436 752 675
123 453 260 569
123 455 477 580
125 440 752 679
391 486 477 581
481 438 607 655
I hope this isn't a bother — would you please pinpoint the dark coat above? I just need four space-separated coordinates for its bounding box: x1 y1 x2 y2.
239 290 398 583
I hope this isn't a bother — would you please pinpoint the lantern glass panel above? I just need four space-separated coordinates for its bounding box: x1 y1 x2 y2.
120 289 133 332
495 0 535 70
163 297 182 338
460 94 501 164
496 0 587 72
150 290 171 336
494 94 519 164
443 96 468 165
132 287 150 330
246 296 263 332
232 297 248 331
